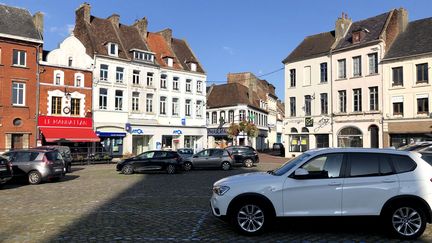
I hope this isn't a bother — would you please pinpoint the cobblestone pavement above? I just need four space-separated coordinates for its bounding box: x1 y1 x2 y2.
0 154 431 242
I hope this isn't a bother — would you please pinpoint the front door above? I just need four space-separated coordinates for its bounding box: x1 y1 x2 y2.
283 153 345 216
11 134 23 149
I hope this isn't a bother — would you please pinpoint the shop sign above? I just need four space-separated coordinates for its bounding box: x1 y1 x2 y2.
181 118 186 126
207 128 228 136
305 117 314 127
38 116 93 128
131 128 144 135
96 132 126 137
173 130 183 135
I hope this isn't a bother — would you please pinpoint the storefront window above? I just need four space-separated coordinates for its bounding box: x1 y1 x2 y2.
290 134 309 152
338 126 363 147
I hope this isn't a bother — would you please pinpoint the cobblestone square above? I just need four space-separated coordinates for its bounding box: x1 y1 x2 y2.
0 154 431 242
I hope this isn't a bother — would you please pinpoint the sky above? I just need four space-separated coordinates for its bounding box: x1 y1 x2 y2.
2 0 432 101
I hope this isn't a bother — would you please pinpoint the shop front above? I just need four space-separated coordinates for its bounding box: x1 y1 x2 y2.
384 120 432 148
207 128 232 148
95 131 126 158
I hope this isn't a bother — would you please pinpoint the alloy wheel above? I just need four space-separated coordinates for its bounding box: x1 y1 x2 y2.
244 159 253 168
167 165 176 174
392 207 422 237
237 204 265 233
222 162 231 171
184 162 192 171
28 171 41 184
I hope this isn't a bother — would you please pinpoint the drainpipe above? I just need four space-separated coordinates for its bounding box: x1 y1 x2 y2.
329 50 334 147
35 43 42 147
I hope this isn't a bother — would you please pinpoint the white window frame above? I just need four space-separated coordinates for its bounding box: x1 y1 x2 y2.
108 43 118 57
191 63 197 72
196 100 203 118
146 94 153 113
173 77 179 90
74 73 84 87
160 96 167 115
99 88 107 110
115 90 123 111
161 74 167 89
197 81 202 93
186 79 192 92
53 70 64 85
100 64 108 81
147 72 154 87
133 70 140 85
12 49 26 67
12 82 25 106
172 98 179 116
185 99 191 116
132 92 139 112
116 67 124 83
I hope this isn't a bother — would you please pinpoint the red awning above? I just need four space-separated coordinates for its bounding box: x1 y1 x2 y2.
40 127 100 142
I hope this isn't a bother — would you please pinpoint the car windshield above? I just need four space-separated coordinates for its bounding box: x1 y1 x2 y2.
272 153 311 176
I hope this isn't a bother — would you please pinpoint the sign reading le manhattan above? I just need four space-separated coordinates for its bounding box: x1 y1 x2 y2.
38 116 93 128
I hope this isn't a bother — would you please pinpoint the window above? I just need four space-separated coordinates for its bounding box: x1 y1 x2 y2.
12 50 26 66
391 155 416 173
172 98 179 116
301 154 343 178
212 112 217 124
115 90 123 111
100 64 108 81
160 74 167 89
12 82 25 106
196 101 203 118
173 77 179 90
166 57 173 67
304 95 311 116
303 66 311 86
191 63 197 72
116 67 124 83
99 88 107 109
160 96 167 115
134 51 154 62
392 67 403 86
239 110 246 121
147 72 153 87
290 97 296 117
71 98 80 116
51 96 62 115
55 73 61 85
133 70 140 85
393 102 403 116
369 86 378 111
186 79 192 92
353 89 362 112
185 99 191 116
132 92 139 112
368 53 378 74
316 134 329 148
290 69 296 87
197 81 202 93
416 63 429 84
339 90 346 113
68 57 73 67
338 127 363 147
338 59 346 79
75 74 82 87
320 63 328 83
146 94 153 112
353 56 362 77
228 110 234 123
109 43 118 56
417 97 429 114
320 93 328 115
349 153 381 177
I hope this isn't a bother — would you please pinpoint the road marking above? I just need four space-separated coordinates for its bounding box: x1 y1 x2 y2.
189 211 210 240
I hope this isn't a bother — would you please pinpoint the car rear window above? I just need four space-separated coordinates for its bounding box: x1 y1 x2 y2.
390 155 417 173
46 152 62 161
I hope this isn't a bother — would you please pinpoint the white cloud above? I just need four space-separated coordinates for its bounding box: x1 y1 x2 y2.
222 46 234 55
49 23 74 37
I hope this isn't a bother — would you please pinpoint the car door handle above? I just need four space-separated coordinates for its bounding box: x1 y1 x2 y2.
328 182 342 186
382 179 396 183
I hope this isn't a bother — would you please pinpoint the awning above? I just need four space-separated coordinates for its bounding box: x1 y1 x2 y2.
40 127 100 142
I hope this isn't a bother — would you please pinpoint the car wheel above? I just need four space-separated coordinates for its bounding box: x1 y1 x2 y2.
243 158 254 168
221 161 231 171
166 164 176 174
121 165 134 175
231 201 269 235
183 162 192 171
66 164 72 173
387 204 426 240
28 171 42 185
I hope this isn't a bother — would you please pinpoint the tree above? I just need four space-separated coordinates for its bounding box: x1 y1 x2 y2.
227 123 240 145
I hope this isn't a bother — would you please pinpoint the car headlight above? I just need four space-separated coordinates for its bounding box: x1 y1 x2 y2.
213 185 230 196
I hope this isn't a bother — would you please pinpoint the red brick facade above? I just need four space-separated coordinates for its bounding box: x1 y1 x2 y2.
0 38 41 150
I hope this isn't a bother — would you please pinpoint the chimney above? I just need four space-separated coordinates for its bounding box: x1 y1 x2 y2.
158 28 173 45
133 17 148 39
76 2 91 23
335 12 352 40
108 14 120 28
32 12 44 36
397 8 408 32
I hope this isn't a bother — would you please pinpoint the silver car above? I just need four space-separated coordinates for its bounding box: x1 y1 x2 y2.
3 149 65 185
183 148 233 171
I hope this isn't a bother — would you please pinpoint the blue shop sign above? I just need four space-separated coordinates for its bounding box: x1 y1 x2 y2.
173 130 182 135
131 128 144 135
181 118 186 126
96 132 127 137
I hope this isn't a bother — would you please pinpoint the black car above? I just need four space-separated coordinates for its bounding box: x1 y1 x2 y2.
272 143 285 157
225 146 259 168
0 155 13 187
36 146 73 173
116 150 183 175
177 148 194 159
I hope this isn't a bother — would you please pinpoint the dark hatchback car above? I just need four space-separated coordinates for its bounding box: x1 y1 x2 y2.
0 155 13 187
183 148 233 171
225 146 259 168
177 148 194 159
36 146 73 173
3 150 65 184
116 150 183 175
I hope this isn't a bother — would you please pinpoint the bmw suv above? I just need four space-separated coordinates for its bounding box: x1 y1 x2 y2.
210 148 432 239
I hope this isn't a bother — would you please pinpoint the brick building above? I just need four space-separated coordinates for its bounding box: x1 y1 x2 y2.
0 5 43 150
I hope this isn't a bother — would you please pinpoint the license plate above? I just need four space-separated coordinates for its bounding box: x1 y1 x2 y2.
0 167 6 171
55 168 62 172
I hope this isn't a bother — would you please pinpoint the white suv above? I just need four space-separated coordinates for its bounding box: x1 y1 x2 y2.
211 148 432 239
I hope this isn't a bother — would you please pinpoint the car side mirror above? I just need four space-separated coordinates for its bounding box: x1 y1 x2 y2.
293 168 309 179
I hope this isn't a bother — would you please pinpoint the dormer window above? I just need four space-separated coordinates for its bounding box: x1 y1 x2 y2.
133 51 154 62
352 28 368 44
108 43 118 56
191 63 197 72
68 57 73 67
166 57 173 67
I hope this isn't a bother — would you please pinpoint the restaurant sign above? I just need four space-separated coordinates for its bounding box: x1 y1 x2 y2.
38 116 93 128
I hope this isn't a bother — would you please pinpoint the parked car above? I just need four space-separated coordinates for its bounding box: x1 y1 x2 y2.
36 146 72 173
177 148 194 159
3 149 65 185
116 150 183 175
419 152 432 166
397 141 432 151
272 143 285 157
225 146 259 168
211 148 432 239
183 148 233 171
0 155 13 187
